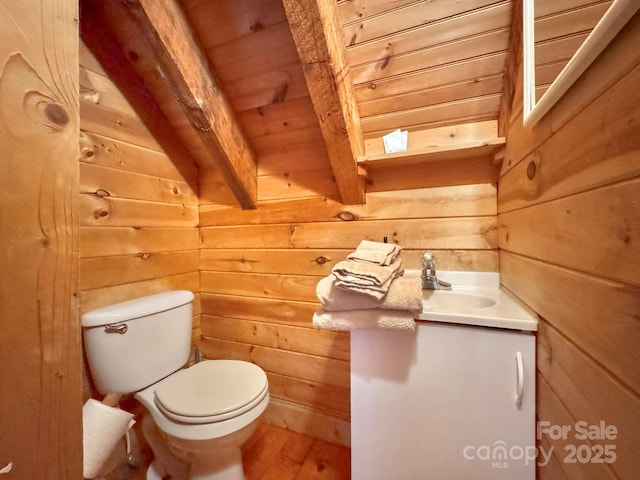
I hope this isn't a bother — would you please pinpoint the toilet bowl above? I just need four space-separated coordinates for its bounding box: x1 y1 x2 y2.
81 291 270 480
136 360 269 480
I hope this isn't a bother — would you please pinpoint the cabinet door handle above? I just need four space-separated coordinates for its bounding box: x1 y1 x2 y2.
515 351 524 409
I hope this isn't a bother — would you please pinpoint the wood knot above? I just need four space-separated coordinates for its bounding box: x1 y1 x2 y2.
526 160 537 179
315 256 328 265
91 189 111 198
93 208 109 219
81 147 95 160
44 103 69 126
271 83 288 104
336 211 357 221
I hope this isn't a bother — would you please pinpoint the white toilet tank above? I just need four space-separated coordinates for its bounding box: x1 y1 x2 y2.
82 290 194 395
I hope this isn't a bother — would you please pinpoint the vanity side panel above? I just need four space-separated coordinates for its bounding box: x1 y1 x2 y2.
498 13 640 480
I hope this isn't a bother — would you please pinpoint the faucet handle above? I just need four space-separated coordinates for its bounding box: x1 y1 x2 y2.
422 252 435 269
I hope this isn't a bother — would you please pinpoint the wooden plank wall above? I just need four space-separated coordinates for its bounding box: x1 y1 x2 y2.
78 43 201 397
77 35 499 449
0 1 82 477
499 13 640 479
200 183 499 446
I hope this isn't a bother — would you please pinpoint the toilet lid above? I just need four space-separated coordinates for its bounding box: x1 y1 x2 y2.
154 360 268 424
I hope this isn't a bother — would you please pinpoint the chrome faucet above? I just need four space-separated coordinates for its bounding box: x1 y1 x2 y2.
421 252 452 290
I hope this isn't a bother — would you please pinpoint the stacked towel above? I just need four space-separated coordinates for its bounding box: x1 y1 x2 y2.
346 239 401 266
312 308 416 332
311 240 423 332
332 258 404 300
317 275 422 314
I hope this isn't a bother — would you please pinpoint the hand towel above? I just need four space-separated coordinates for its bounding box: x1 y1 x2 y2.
346 240 402 266
332 258 403 288
312 308 416 332
334 274 394 300
317 275 423 313
332 258 403 300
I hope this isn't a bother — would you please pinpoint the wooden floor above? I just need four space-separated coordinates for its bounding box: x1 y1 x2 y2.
104 422 350 480
242 423 351 480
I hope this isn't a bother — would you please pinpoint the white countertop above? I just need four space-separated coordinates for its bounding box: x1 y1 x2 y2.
407 270 538 331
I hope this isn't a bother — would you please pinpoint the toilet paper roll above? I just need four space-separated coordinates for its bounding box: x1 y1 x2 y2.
82 398 135 479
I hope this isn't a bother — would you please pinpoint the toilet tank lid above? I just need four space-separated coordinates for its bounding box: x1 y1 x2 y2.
81 290 194 328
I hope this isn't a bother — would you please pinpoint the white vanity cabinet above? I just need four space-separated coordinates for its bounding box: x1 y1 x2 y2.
351 323 536 479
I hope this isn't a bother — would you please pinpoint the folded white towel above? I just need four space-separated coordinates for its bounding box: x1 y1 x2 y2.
312 308 416 332
347 240 402 266
332 258 403 287
317 275 423 313
332 258 403 300
334 275 393 300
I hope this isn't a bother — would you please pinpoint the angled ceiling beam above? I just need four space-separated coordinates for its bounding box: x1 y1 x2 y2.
80 1 198 192
81 0 257 209
282 0 366 205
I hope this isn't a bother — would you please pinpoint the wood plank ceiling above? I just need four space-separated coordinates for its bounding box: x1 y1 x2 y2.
80 0 607 208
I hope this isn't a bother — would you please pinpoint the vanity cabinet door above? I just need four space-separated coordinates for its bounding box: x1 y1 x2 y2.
351 322 536 480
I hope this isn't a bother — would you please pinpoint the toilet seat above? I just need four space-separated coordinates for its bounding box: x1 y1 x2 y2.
153 360 268 424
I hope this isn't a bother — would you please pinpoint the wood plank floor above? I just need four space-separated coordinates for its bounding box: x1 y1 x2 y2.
242 423 351 480
104 422 351 479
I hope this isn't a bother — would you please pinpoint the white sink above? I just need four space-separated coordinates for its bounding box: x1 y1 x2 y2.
406 270 538 331
422 290 496 311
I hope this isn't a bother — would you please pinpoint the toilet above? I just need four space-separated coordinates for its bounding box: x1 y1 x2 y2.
81 290 269 480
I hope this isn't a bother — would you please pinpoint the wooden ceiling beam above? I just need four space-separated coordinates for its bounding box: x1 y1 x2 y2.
81 0 257 209
80 1 197 184
282 0 366 205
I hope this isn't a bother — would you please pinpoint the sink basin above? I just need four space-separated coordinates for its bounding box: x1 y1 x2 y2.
422 290 496 311
406 270 537 331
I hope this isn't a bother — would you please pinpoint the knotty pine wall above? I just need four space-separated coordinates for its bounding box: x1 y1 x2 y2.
78 24 499 450
499 13 640 479
78 43 201 397
1 1 82 476
199 183 498 446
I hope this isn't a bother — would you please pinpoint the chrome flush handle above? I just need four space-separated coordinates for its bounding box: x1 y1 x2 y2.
104 323 128 334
